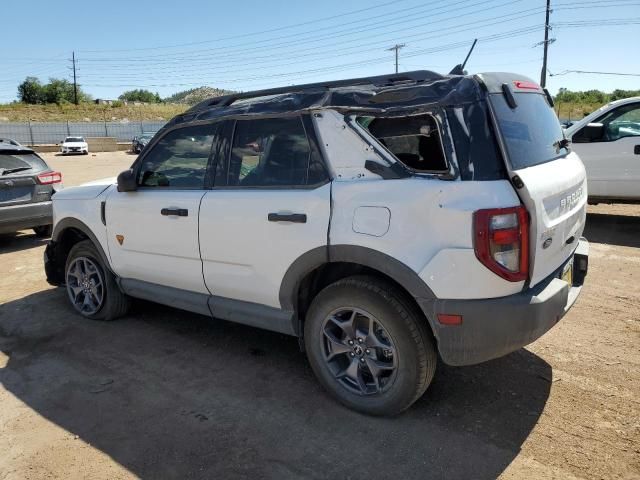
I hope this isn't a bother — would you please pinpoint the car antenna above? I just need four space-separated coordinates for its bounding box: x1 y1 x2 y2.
449 39 477 75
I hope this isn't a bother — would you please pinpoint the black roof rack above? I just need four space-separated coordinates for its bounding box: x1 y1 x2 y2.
188 70 444 113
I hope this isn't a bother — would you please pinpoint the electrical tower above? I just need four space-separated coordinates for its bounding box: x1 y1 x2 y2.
386 43 406 74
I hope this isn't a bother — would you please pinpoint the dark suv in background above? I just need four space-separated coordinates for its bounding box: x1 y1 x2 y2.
0 142 62 237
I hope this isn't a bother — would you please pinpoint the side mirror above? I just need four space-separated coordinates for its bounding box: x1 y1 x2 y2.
117 169 138 192
574 122 604 143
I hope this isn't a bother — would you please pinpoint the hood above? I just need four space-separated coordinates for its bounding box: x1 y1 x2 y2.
62 141 88 147
53 181 114 201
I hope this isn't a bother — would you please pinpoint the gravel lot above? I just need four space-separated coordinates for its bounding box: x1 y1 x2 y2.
1 151 639 480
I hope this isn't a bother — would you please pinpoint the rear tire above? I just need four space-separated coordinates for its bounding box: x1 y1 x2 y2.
304 275 437 416
33 225 52 238
64 240 130 321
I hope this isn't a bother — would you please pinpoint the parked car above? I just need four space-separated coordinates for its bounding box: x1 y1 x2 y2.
44 71 589 415
0 142 62 236
60 136 89 155
565 96 640 204
0 137 23 147
131 133 155 154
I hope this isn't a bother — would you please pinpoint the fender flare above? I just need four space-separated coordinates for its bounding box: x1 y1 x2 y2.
279 244 436 315
52 218 111 270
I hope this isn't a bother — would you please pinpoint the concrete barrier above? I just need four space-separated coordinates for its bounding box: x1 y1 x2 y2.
32 142 131 153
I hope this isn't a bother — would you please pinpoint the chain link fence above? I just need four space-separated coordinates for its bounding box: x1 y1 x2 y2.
0 121 166 146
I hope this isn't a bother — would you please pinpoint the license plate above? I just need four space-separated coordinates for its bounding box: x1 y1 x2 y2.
561 260 573 285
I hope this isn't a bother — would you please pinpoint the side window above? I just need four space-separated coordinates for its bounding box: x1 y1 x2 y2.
601 103 640 141
575 103 640 143
138 124 216 188
221 117 314 187
357 114 448 172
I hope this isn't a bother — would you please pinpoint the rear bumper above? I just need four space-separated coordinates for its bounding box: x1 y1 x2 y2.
421 238 589 366
0 201 52 234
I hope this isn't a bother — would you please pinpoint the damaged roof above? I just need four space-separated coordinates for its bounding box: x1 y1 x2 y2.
169 71 495 125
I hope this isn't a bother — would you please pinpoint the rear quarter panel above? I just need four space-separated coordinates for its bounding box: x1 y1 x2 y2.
330 177 525 299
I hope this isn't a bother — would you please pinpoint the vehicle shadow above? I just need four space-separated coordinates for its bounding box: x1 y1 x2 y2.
0 290 552 480
0 231 49 254
585 212 640 249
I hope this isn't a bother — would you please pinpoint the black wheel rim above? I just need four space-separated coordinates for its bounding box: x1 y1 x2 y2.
66 257 104 315
321 307 398 396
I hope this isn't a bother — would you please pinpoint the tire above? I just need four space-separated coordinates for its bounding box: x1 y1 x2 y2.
64 239 130 321
33 225 53 238
304 275 437 416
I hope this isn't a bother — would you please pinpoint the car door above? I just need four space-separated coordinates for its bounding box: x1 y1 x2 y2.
571 102 640 199
199 115 331 315
106 122 218 295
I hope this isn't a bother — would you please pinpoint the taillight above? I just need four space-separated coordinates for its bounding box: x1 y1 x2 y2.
473 206 529 282
37 171 62 185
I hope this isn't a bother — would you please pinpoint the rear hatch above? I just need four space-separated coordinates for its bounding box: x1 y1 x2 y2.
0 149 54 207
488 80 587 287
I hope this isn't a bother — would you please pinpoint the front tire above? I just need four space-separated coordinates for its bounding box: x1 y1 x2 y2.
64 240 130 321
304 276 437 416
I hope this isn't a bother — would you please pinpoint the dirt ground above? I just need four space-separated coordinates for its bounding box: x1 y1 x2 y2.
0 151 638 480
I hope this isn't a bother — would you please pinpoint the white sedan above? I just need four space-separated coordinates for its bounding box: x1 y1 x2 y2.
565 97 640 203
60 136 89 155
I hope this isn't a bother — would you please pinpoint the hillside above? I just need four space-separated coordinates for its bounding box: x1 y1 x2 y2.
164 86 236 105
0 102 188 123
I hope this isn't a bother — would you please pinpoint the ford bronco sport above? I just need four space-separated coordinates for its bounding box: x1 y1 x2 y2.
44 71 589 415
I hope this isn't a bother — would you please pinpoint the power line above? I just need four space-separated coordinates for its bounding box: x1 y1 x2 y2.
550 70 640 77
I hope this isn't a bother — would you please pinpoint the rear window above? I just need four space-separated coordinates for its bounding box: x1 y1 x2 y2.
0 152 48 173
490 93 568 170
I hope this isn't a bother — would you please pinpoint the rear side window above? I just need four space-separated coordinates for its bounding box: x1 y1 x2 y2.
218 116 322 188
138 124 216 189
0 151 48 174
358 114 447 172
490 93 568 170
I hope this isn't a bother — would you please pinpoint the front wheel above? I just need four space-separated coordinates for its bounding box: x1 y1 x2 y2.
304 276 437 416
64 240 130 321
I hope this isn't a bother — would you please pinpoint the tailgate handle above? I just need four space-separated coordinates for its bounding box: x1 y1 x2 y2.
634 145 640 155
268 213 307 223
161 208 188 217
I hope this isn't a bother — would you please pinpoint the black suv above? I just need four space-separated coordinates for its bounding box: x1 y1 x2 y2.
0 143 62 237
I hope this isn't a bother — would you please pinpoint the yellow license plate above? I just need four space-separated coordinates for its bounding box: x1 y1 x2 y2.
562 261 573 285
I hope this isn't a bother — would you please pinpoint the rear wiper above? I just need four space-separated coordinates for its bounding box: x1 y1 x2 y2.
0 167 31 176
554 138 570 150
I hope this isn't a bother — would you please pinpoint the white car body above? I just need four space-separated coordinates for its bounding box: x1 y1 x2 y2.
60 137 89 155
44 72 590 415
565 97 640 203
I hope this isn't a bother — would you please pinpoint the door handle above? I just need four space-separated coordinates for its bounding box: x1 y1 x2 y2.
161 208 188 217
634 145 640 155
268 212 307 223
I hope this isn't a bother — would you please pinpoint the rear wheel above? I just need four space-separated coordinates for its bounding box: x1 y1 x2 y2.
65 240 129 321
304 275 437 416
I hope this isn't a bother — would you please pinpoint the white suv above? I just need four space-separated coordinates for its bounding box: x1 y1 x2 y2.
564 96 640 203
44 71 589 415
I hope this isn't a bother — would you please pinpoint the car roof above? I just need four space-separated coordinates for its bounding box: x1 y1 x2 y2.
0 143 34 154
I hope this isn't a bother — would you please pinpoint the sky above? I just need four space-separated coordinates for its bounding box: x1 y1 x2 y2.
0 0 638 102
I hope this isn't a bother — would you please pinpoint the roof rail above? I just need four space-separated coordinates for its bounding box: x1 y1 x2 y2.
189 70 444 113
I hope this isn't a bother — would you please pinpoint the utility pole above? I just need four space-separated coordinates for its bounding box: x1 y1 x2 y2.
386 43 406 74
72 51 78 105
540 0 551 88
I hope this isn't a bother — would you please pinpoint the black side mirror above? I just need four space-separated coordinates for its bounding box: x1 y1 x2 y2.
574 122 604 143
117 169 138 192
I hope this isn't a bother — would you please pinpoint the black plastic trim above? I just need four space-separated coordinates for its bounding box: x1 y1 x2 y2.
52 217 111 269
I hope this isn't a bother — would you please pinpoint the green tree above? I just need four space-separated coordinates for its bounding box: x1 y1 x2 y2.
118 89 161 103
17 77 44 104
